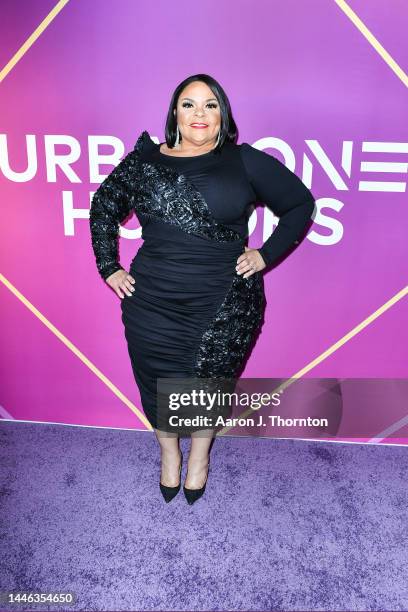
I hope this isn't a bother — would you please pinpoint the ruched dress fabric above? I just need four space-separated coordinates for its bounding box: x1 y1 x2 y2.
90 130 315 430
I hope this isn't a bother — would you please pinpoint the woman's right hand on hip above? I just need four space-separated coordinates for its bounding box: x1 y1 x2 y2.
105 269 136 299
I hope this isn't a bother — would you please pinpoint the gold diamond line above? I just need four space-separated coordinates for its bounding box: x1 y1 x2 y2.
0 273 153 430
0 0 70 83
219 285 408 435
334 0 408 87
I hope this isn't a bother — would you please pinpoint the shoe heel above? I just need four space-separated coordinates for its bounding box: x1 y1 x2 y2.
183 462 210 505
159 450 183 503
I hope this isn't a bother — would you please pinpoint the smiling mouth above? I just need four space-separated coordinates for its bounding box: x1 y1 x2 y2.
190 123 208 127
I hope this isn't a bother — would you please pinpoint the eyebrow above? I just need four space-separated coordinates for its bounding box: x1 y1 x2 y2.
180 97 218 102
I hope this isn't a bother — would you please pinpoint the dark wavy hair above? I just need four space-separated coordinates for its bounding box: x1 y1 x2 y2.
163 73 238 154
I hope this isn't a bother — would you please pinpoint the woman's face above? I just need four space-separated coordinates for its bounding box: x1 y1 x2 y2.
174 81 221 147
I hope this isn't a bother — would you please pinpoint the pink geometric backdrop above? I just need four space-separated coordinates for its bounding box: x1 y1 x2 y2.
1 0 407 441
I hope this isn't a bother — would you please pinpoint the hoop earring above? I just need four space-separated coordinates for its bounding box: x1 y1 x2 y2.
174 125 180 147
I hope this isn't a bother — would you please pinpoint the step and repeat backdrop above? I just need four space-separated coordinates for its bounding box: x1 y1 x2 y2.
1 0 407 441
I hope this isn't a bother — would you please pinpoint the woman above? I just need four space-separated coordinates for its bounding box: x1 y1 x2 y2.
89 73 315 505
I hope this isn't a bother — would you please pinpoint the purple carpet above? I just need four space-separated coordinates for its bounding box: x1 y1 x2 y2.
1 420 407 611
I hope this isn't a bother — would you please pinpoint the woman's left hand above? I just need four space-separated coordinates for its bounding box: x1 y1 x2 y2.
236 247 266 279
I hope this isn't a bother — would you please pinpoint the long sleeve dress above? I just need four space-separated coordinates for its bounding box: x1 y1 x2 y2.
89 130 315 431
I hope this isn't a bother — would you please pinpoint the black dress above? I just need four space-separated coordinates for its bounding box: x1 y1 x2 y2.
90 130 315 430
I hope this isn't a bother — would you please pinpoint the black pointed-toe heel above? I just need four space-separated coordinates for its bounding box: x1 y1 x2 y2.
183 461 210 505
159 450 183 503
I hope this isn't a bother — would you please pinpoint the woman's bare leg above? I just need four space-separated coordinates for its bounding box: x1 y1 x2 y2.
185 429 215 489
154 428 182 487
